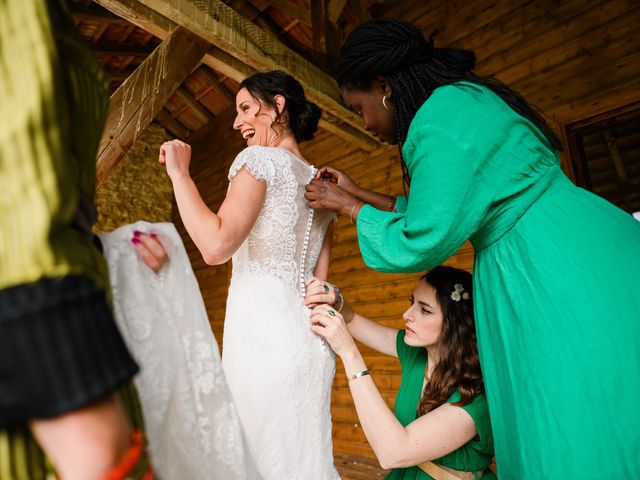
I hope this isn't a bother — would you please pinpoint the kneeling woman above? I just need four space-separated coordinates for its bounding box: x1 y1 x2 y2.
306 266 497 480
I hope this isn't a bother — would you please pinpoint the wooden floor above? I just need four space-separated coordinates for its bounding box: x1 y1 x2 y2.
334 453 388 479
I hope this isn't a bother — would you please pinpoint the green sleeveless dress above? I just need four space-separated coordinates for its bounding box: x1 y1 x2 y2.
356 82 640 478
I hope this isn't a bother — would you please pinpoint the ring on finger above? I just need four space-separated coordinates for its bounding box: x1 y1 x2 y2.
327 309 336 317
323 284 330 293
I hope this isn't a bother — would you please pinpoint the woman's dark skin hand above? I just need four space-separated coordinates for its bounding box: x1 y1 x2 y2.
315 167 361 197
312 166 397 213
305 179 359 215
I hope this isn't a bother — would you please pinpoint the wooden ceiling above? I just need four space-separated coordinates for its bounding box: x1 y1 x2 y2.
69 0 389 140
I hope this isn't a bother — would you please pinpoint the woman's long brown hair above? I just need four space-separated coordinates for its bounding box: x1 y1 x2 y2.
416 266 484 416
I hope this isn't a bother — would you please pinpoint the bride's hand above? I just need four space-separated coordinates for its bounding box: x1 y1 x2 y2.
159 139 192 180
304 276 338 307
310 305 357 358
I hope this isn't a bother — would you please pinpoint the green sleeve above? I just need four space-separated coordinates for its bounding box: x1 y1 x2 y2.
356 122 492 273
447 391 493 453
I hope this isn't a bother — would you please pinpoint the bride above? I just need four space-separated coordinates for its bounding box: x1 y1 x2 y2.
160 71 339 479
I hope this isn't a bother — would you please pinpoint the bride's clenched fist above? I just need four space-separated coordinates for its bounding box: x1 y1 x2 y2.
159 139 192 179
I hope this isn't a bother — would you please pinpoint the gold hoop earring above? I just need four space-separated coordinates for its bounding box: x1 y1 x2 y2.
382 95 390 110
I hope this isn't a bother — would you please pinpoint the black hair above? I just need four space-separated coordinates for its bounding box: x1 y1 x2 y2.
239 70 321 143
334 18 562 186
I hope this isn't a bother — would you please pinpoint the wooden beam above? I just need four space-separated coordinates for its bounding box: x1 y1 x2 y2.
96 0 378 150
348 0 370 24
136 0 378 150
92 40 155 57
199 66 236 104
328 0 348 24
268 0 311 26
311 0 327 53
96 26 210 185
156 108 192 139
603 129 628 181
104 66 138 83
174 87 215 124
95 0 256 81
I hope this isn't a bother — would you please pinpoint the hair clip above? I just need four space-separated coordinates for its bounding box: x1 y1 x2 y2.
450 283 470 302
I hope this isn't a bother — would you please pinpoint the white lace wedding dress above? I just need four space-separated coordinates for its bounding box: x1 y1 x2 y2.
222 146 340 480
100 221 261 480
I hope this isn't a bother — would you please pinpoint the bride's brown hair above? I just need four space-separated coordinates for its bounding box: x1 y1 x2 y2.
417 266 483 416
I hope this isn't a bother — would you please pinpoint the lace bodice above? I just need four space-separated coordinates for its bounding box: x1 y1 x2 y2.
228 146 333 294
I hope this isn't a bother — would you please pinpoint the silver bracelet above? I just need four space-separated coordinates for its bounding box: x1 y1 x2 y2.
348 369 370 381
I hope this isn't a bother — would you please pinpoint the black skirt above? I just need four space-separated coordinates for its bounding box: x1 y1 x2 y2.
0 276 139 426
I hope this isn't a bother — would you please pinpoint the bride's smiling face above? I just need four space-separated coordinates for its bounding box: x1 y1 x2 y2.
233 87 281 147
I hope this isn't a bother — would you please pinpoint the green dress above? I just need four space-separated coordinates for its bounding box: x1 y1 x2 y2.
356 82 640 479
387 331 496 480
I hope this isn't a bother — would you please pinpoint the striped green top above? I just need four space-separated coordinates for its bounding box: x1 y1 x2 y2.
0 0 110 293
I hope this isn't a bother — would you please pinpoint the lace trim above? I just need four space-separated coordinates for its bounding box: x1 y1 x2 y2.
228 146 277 182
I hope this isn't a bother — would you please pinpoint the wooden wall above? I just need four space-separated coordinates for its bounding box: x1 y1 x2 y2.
382 0 640 174
172 0 640 464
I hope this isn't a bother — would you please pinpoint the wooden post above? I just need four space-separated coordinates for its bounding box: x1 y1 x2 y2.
96 26 210 185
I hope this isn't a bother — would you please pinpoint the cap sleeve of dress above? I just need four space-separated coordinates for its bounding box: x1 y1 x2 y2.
228 146 278 182
447 390 494 454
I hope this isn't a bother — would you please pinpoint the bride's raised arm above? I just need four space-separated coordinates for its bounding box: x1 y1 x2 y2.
160 139 266 265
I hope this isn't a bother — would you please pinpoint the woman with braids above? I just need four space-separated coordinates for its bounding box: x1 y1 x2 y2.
305 267 496 480
305 18 640 479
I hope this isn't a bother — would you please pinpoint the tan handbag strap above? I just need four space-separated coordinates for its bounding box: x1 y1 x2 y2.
418 461 479 480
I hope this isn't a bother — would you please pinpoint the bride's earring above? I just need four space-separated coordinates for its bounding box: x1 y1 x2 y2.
382 95 390 110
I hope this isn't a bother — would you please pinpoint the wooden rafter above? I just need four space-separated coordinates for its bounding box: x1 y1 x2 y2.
328 0 348 24
156 108 191 139
92 41 155 57
95 0 257 83
603 129 628 181
104 66 138 83
134 0 378 150
175 87 215 124
311 0 327 53
95 0 378 150
96 26 210 185
348 0 371 24
198 67 236 104
268 0 311 26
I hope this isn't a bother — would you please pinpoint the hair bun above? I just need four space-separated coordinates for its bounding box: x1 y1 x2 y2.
289 99 321 142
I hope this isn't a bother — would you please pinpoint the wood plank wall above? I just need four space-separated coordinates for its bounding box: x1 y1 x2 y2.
172 0 640 463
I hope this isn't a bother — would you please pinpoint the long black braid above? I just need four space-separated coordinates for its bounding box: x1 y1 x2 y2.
334 18 562 188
